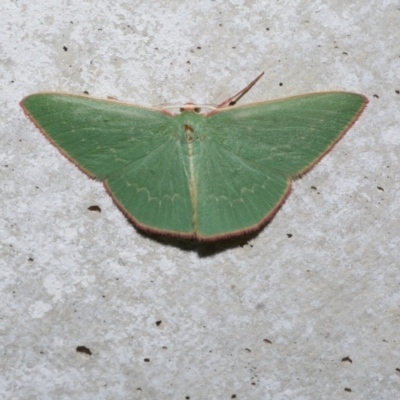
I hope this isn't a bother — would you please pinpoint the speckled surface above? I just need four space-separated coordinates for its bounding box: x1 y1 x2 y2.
1 1 400 399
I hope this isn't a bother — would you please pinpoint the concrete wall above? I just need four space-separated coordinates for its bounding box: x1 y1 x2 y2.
1 1 399 398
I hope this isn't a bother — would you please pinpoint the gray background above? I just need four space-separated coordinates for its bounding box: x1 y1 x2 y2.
1 1 399 399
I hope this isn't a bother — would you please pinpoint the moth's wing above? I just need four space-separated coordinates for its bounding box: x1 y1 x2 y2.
194 138 290 239
195 92 367 239
208 92 368 176
21 94 173 178
21 94 194 236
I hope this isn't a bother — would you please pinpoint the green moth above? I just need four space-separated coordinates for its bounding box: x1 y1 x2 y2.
20 73 368 240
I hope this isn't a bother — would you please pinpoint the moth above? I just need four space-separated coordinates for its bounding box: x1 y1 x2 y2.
21 73 368 240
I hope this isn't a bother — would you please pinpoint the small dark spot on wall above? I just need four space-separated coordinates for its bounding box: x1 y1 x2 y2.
76 346 92 356
377 186 384 191
373 94 379 98
186 60 190 64
88 205 101 212
342 52 348 55
266 27 270 30
63 46 68 51
279 82 283 86
287 233 293 238
263 338 272 344
344 388 352 392
231 395 237 399
144 358 150 362
83 91 89 95
341 356 352 364
245 348 251 352
197 46 201 49
156 320 162 326
28 257 34 261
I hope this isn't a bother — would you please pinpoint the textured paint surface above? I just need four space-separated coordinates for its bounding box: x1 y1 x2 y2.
21 91 367 239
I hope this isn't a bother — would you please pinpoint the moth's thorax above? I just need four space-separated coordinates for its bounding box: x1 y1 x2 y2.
173 111 207 145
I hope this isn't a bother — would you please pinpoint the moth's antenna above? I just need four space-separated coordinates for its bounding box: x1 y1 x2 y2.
215 71 265 109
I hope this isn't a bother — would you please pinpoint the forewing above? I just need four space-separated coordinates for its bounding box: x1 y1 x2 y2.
21 94 173 178
207 92 367 176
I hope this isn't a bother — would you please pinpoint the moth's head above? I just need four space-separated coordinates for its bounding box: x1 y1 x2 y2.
180 102 201 114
